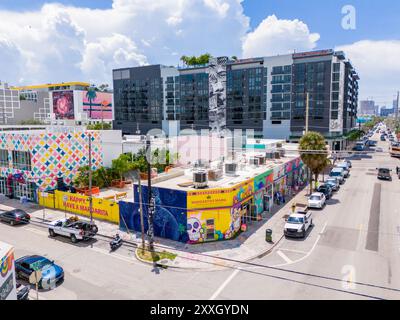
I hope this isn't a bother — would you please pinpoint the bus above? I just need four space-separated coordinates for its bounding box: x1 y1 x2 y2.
389 142 400 158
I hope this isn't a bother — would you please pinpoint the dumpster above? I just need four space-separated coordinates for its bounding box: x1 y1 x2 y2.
265 229 272 242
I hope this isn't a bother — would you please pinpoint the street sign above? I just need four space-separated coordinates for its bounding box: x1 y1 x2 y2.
29 270 42 285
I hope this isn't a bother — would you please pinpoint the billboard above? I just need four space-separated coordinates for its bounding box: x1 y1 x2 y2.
53 91 74 120
83 91 113 120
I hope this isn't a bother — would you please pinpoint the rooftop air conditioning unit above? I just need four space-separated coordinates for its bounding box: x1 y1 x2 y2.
278 148 285 157
225 162 238 176
193 170 208 189
249 157 260 166
256 155 266 165
274 151 281 159
265 152 274 159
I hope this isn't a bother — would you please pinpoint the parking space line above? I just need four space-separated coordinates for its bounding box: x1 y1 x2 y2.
277 250 292 263
279 248 309 255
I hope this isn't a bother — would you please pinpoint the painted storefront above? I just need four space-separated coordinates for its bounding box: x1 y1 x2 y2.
119 185 188 242
0 131 102 200
253 169 274 217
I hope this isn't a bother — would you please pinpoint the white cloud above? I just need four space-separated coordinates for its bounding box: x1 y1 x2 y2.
81 34 148 84
0 0 249 86
242 15 320 58
0 37 24 84
336 40 400 103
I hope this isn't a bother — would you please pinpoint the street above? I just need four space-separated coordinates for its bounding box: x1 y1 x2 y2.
1 134 400 300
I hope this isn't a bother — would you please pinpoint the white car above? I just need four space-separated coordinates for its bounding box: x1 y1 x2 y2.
48 217 98 243
284 210 313 238
308 192 326 209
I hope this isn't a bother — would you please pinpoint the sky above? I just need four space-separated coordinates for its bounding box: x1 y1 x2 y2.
0 0 399 105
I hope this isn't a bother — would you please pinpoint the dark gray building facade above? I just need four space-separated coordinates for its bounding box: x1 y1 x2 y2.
112 50 359 149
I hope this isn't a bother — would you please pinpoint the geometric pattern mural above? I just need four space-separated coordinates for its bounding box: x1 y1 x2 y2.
0 131 103 190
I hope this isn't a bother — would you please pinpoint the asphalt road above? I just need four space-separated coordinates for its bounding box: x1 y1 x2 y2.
1 130 400 300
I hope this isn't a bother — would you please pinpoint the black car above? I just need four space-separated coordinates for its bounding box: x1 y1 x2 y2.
317 184 333 200
16 282 30 300
0 209 30 225
377 168 392 181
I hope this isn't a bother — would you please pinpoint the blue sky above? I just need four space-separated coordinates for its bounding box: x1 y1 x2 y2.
0 0 398 104
1 0 399 47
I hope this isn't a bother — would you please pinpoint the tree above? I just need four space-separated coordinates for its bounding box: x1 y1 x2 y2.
180 53 212 66
86 87 97 119
112 154 135 182
299 132 329 194
87 123 111 130
19 119 44 125
97 84 109 92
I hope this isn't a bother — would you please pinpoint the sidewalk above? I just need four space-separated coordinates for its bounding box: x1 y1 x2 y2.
1 187 310 271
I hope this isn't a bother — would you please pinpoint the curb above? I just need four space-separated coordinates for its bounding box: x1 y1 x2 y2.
134 248 178 269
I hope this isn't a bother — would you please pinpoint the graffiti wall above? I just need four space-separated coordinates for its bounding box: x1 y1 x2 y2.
53 91 74 120
253 169 273 215
208 56 227 133
0 131 103 190
82 91 113 120
120 185 188 242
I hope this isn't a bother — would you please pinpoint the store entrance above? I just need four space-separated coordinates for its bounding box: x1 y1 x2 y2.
0 177 7 195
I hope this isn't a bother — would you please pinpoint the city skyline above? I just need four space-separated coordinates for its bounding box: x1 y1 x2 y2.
0 0 398 105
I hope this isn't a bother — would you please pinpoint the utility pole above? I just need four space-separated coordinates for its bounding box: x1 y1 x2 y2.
137 171 145 250
146 137 155 252
305 92 310 134
88 132 93 224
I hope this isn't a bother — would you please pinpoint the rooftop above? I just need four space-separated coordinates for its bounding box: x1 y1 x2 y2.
11 82 90 91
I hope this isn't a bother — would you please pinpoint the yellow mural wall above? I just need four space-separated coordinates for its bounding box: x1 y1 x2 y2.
187 208 232 243
187 178 254 210
38 191 120 224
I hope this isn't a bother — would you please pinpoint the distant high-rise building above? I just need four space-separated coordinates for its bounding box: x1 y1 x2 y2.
359 100 375 115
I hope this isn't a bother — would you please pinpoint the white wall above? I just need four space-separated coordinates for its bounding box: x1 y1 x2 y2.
99 130 123 167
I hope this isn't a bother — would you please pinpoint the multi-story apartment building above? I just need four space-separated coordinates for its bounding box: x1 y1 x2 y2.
113 49 359 149
0 82 20 125
359 100 376 116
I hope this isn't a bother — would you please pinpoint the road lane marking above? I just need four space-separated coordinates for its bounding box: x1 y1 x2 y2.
279 248 309 255
272 222 328 268
209 268 241 300
25 227 48 237
277 250 292 263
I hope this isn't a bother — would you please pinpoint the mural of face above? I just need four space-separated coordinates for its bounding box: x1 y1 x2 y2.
187 217 202 242
231 207 241 232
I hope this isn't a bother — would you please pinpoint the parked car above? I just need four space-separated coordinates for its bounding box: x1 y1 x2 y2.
317 184 333 200
380 135 386 141
326 177 340 191
335 162 350 178
48 217 98 243
284 207 313 238
343 159 352 168
15 255 64 289
377 168 392 181
308 192 326 209
16 282 30 300
0 209 30 226
329 167 345 184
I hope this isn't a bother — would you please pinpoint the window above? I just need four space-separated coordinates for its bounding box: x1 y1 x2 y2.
332 73 340 82
333 63 340 73
12 151 32 171
332 83 339 91
0 149 8 167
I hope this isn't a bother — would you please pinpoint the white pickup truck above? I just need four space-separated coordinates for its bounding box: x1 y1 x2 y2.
48 217 98 243
284 205 313 238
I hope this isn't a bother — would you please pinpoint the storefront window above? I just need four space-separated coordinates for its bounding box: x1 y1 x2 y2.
12 151 32 171
0 149 8 167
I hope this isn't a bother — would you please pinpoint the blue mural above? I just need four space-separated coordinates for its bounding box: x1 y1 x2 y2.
119 185 188 242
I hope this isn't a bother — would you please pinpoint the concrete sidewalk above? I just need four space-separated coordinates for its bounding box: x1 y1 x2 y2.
1 185 311 270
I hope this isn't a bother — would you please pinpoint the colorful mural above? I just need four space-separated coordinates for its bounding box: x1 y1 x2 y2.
82 91 113 120
120 185 188 242
53 91 75 120
0 131 102 191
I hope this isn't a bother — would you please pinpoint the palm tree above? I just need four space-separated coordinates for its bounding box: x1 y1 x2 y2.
86 87 97 119
299 132 329 194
